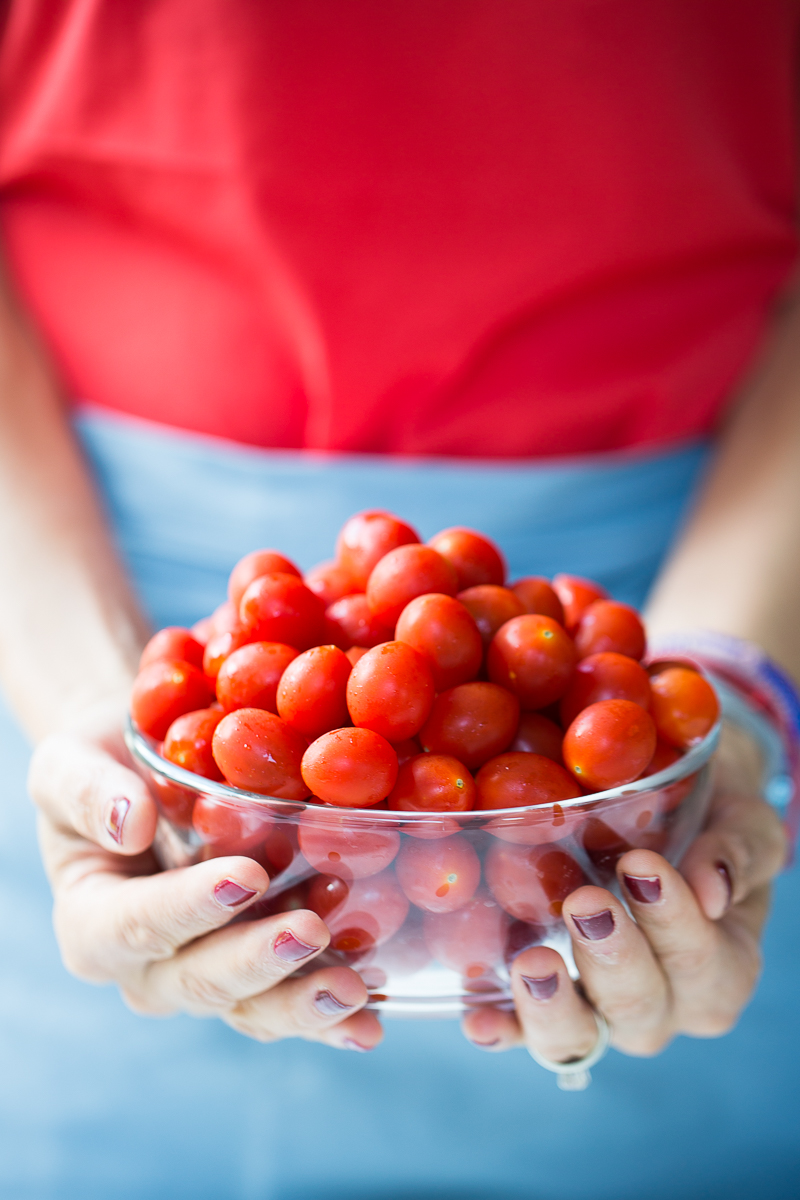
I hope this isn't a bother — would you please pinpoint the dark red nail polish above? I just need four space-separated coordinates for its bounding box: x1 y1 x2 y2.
274 931 320 962
105 795 130 845
623 874 662 904
572 910 615 940
522 973 558 1000
214 879 257 908
314 990 353 1016
716 861 733 909
343 1038 373 1052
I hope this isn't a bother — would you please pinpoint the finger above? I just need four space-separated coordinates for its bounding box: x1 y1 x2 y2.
28 732 157 855
680 795 787 920
53 854 269 984
461 1006 521 1052
509 946 600 1062
561 885 671 1056
224 965 380 1047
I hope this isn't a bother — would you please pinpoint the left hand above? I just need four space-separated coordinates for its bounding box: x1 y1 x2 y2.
462 726 788 1060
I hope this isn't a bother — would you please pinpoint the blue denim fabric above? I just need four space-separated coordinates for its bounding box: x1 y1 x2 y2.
1 410 798 1200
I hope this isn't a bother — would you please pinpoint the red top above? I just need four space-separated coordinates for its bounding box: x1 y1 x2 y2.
0 1 798 458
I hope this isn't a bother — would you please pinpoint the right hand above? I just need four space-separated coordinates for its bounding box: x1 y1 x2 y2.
28 700 382 1052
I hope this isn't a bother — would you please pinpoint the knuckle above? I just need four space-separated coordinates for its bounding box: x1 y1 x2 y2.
113 910 175 961
601 991 664 1029
174 967 237 1013
119 985 175 1018
225 1005 281 1043
52 903 104 983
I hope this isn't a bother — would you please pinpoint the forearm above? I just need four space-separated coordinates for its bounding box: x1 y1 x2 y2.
645 290 800 681
0 265 149 740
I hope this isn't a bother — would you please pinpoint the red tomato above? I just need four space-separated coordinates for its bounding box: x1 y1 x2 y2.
388 754 476 814
475 752 581 810
301 727 398 807
239 573 324 650
642 737 683 776
485 841 586 922
324 869 410 957
487 614 576 710
551 574 609 634
504 918 547 966
162 708 224 780
563 699 657 790
559 651 652 727
509 712 564 762
298 817 400 879
228 549 301 609
394 737 422 766
131 660 214 741
254 824 297 877
202 627 251 682
649 667 720 749
306 873 350 919
457 585 525 646
212 708 310 799
510 577 565 625
190 615 213 648
423 892 508 980
345 645 369 667
395 835 481 913
304 559 358 607
140 627 205 672
192 795 273 853
216 641 299 713
148 773 197 828
276 645 351 738
336 510 420 590
574 600 646 661
579 798 668 880
579 816 633 881
395 593 483 690
366 545 458 627
323 593 393 650
427 527 506 589
419 681 519 770
346 641 435 742
209 600 242 637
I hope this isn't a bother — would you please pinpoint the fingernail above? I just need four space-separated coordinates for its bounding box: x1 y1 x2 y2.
623 874 662 904
314 989 354 1016
214 879 257 908
105 795 130 845
572 910 615 940
522 973 558 1000
471 1037 501 1049
274 930 320 962
343 1038 373 1052
716 861 733 910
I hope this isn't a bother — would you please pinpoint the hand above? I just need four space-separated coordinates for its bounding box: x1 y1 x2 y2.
28 701 382 1052
462 724 788 1060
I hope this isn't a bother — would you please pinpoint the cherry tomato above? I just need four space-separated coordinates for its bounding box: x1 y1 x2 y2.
574 600 646 660
345 645 369 667
579 801 668 881
419 681 519 770
551 574 608 633
395 593 483 690
301 727 398 807
202 627 252 681
346 641 435 741
423 892 508 980
510 577 565 625
394 737 422 766
427 527 506 589
580 816 632 881
212 708 310 799
487 614 576 710
642 737 682 776
649 666 720 749
388 754 476 814
239 572 324 650
366 545 458 627
254 824 297 877
395 835 481 913
559 651 652 727
485 842 586 922
336 510 420 590
504 919 547 967
475 752 581 810
324 593 393 650
324 869 410 958
457 585 525 646
190 615 213 648
304 559 357 607
509 712 564 762
306 873 350 918
140 627 205 672
192 795 273 853
216 641 299 713
298 817 400 879
131 659 214 740
209 600 242 637
276 645 351 738
162 708 224 780
228 549 301 609
563 699 657 790
148 773 197 828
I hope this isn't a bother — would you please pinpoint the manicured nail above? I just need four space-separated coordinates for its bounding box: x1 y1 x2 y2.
572 910 615 940
623 874 662 904
314 990 354 1016
716 861 733 910
343 1038 373 1052
274 931 320 962
105 795 130 845
214 879 257 908
522 973 558 1000
471 1037 501 1049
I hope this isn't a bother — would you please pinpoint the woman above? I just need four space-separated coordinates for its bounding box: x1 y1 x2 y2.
0 2 798 1196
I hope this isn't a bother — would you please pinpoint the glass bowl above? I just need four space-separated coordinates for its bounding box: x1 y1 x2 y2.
125 713 720 1016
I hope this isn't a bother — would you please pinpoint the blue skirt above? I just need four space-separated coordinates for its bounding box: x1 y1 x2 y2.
2 411 799 1200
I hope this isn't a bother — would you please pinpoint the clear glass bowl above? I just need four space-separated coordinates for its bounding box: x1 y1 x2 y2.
125 713 720 1016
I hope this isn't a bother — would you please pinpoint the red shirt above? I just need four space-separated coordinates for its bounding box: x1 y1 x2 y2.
0 1 798 457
